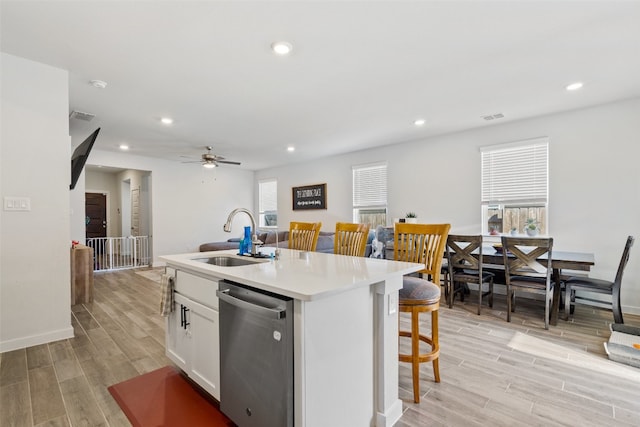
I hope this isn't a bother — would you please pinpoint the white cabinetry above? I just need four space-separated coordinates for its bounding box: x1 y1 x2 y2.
166 293 189 370
165 269 220 400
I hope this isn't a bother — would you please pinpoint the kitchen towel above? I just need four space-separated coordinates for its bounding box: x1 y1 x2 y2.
160 273 175 316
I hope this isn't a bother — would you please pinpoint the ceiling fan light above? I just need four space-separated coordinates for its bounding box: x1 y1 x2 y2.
203 162 217 169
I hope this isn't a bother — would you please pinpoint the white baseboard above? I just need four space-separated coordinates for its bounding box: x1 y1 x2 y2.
0 326 73 353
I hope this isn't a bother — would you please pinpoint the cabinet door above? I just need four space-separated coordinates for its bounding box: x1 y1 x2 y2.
187 298 220 400
165 294 190 371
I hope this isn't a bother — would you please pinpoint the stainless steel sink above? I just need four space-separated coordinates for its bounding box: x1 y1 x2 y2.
193 255 266 267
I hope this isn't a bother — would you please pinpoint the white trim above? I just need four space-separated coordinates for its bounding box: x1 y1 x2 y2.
352 160 388 170
0 326 74 352
479 136 549 152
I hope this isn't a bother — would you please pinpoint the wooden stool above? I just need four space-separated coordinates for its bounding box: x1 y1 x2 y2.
399 276 440 403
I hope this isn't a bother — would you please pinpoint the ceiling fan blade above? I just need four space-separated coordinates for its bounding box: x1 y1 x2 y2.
216 160 241 165
181 160 203 164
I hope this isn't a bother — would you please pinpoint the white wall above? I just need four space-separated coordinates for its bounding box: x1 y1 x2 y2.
0 53 73 351
73 150 255 265
256 98 640 315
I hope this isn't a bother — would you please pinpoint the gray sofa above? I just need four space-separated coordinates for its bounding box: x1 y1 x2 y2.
200 229 377 256
199 230 336 254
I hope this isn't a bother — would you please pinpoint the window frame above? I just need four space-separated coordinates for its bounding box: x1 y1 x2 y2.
480 137 549 235
352 161 388 228
258 178 278 228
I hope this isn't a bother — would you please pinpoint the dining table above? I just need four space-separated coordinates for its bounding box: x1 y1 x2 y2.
480 244 595 325
383 232 596 326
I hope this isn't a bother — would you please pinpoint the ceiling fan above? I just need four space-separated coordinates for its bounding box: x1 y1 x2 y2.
182 146 241 168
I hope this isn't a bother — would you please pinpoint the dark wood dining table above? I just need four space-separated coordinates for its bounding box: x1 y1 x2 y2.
384 234 596 326
480 245 595 325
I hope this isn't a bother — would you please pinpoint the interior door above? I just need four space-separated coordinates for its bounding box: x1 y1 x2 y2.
131 187 140 236
85 193 107 238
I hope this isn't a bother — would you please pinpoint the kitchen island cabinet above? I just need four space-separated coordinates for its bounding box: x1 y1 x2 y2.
161 249 422 427
165 267 221 400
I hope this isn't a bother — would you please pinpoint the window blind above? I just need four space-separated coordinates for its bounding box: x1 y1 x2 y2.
481 138 548 205
259 179 277 213
352 162 387 208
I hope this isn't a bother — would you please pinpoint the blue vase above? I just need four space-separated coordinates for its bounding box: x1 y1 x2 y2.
243 226 251 254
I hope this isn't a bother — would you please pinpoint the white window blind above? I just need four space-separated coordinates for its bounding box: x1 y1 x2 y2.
481 138 548 205
259 179 277 226
353 162 387 208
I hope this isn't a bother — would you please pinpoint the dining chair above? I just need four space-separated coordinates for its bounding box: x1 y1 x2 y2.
288 221 322 251
446 235 494 315
564 235 634 324
394 223 450 403
502 236 554 330
333 222 370 257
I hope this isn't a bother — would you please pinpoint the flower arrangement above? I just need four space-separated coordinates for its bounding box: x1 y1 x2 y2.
524 218 539 236
525 218 538 230
404 212 417 223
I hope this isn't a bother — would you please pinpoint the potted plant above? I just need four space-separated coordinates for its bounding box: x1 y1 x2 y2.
405 212 418 224
524 218 539 236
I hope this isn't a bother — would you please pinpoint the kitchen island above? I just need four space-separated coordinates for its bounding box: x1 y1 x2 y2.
160 248 422 427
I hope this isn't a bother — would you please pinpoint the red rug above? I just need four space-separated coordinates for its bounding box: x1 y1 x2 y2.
108 366 235 427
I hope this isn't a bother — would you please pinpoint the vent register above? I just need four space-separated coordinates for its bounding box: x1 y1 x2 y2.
69 110 95 121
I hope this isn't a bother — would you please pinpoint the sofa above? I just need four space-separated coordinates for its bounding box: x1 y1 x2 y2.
199 230 336 254
200 229 377 256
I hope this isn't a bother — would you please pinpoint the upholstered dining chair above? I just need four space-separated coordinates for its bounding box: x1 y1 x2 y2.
288 221 322 251
446 235 494 315
564 235 634 324
334 222 370 257
502 236 554 330
394 223 450 403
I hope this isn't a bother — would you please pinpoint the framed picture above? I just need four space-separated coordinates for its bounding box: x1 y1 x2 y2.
292 183 327 210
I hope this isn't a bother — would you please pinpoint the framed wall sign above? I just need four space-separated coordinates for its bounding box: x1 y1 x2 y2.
292 183 327 210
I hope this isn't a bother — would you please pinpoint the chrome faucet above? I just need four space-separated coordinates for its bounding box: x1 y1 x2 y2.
223 208 263 255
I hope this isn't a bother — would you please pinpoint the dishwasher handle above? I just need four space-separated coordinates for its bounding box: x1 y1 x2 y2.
217 289 286 320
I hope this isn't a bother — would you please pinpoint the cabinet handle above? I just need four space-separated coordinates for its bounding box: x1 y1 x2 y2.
180 305 185 328
183 307 190 328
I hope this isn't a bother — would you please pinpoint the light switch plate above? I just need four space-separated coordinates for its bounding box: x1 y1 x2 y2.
4 196 31 211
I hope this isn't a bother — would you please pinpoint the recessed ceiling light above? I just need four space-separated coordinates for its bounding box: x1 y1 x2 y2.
90 79 107 89
119 144 129 150
161 117 174 125
271 41 293 55
287 146 295 152
566 82 583 91
414 119 426 126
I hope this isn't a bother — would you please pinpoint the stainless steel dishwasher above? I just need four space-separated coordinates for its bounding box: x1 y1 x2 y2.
216 280 294 427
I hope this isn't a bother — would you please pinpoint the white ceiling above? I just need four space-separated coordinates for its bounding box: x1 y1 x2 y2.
2 1 640 170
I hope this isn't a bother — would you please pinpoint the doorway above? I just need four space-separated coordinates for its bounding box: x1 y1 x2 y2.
85 193 107 238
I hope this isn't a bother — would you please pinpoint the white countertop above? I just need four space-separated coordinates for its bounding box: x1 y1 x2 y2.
160 248 423 301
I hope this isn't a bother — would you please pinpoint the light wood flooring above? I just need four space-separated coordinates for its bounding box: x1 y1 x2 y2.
1 269 639 426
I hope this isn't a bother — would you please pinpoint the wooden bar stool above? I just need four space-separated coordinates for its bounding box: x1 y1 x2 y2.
334 222 370 256
288 221 322 251
395 223 450 403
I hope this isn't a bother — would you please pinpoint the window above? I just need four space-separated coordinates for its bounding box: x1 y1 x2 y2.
353 162 387 228
481 138 548 235
258 179 277 227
